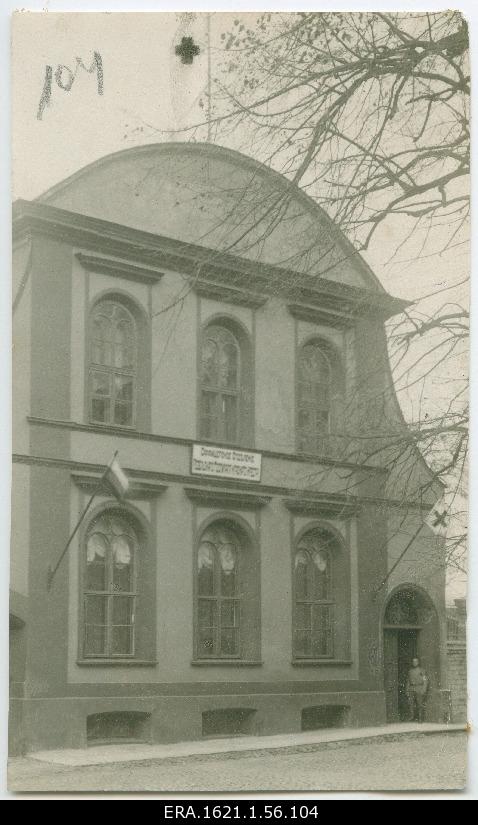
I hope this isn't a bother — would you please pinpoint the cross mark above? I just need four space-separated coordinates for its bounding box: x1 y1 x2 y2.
432 509 447 528
175 37 200 65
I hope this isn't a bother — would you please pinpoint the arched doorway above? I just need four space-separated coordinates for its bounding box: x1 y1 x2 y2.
383 586 440 722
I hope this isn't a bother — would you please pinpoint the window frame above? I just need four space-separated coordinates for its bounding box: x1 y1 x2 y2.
198 316 254 448
81 508 140 660
194 514 261 664
196 527 242 660
88 298 138 430
296 337 342 458
200 324 242 445
292 528 338 661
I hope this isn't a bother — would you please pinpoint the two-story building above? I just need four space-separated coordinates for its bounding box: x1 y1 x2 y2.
10 142 448 754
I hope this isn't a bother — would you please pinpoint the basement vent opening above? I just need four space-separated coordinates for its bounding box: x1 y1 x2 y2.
301 705 350 731
87 711 151 745
202 708 256 738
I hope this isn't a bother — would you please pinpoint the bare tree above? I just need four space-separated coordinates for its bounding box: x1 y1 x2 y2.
208 11 469 584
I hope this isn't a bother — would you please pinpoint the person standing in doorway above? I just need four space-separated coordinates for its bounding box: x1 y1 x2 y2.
406 657 429 722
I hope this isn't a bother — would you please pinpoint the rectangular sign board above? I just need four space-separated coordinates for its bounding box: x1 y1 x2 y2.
191 444 262 482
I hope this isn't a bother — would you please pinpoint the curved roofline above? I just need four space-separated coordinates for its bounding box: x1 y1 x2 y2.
37 140 385 294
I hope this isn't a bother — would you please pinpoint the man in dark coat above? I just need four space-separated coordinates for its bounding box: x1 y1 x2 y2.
406 657 429 722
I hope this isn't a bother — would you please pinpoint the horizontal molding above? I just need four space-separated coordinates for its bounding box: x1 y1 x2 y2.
283 494 361 518
76 252 163 285
76 659 158 667
190 659 264 667
184 486 271 510
194 279 267 309
71 471 167 500
26 415 386 474
13 200 410 321
288 303 355 328
14 449 432 511
291 659 353 667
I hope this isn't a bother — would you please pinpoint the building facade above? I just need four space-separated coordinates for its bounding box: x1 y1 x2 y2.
10 143 449 754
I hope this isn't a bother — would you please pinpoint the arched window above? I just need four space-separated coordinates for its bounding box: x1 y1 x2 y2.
83 510 138 658
195 518 260 661
89 299 137 427
197 523 241 658
200 324 244 444
297 341 335 455
293 530 334 659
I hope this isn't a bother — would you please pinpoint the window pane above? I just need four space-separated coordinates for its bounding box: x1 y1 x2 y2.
198 599 217 629
198 543 215 596
220 600 239 628
91 371 111 423
92 316 112 366
312 605 332 656
220 627 239 656
219 544 237 596
114 402 133 427
295 550 309 600
223 395 237 442
85 595 107 624
91 370 111 396
201 339 218 387
312 551 329 600
85 624 106 656
315 410 329 434
198 627 216 657
115 375 133 402
92 340 112 367
294 629 311 657
296 602 311 630
91 397 110 423
112 626 133 655
201 392 218 440
219 341 238 389
112 596 134 625
112 536 134 592
86 533 107 590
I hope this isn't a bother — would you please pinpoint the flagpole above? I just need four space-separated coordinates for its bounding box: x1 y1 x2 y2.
47 451 118 591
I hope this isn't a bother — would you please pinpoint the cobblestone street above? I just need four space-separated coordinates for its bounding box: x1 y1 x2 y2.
8 733 467 794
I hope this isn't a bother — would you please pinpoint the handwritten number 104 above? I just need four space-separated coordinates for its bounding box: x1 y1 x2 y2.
37 52 103 120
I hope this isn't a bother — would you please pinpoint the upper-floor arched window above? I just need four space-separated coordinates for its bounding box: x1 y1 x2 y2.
200 322 252 445
297 340 341 456
89 299 137 428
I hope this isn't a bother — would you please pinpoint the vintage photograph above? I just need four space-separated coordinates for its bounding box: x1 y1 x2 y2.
9 8 469 793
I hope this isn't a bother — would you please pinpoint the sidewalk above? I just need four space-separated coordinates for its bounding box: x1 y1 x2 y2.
27 721 466 769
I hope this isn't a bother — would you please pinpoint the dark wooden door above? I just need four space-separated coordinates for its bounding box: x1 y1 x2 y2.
397 630 418 721
384 629 399 722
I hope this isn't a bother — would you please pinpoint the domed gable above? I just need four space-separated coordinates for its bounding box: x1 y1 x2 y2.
38 142 383 292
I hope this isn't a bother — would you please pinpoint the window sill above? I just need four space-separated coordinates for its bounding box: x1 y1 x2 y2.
191 659 263 667
77 658 158 667
291 659 353 667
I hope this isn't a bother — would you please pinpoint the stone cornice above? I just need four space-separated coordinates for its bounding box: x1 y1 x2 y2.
283 494 361 518
193 279 267 309
75 252 163 285
26 415 387 474
184 486 271 510
288 303 355 328
71 470 167 500
13 199 410 321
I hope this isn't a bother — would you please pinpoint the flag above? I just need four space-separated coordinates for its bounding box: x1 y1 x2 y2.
425 498 448 536
104 456 129 500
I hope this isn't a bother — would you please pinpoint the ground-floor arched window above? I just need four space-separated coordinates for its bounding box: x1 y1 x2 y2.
195 517 260 661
